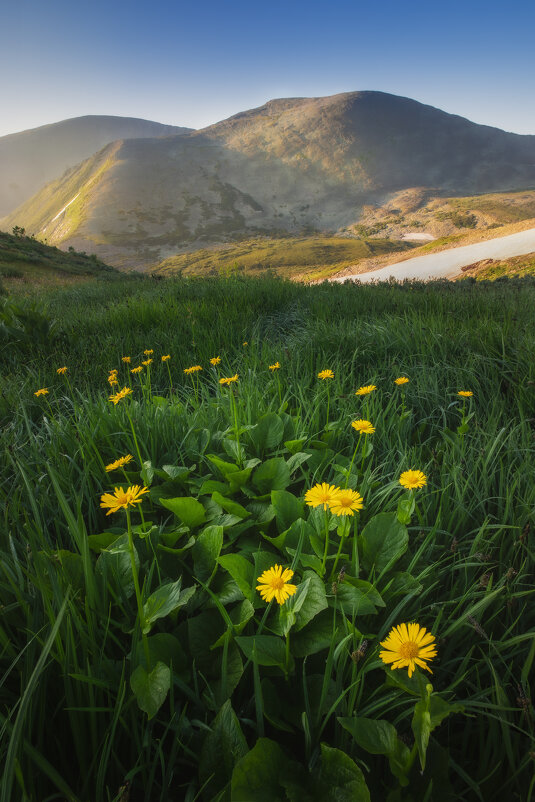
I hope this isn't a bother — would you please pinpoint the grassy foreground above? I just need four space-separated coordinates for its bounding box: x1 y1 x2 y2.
1 275 534 802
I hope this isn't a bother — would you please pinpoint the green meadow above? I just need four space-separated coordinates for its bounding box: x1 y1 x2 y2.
1 274 534 802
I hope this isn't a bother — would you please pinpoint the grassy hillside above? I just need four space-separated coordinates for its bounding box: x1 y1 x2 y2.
1 275 534 802
152 235 416 280
457 250 535 279
0 228 116 287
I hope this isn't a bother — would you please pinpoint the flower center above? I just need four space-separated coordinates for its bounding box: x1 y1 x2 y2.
399 641 419 659
338 495 352 507
270 577 285 590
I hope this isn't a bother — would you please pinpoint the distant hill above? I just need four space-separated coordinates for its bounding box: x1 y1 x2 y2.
0 228 117 286
0 115 192 216
4 91 535 268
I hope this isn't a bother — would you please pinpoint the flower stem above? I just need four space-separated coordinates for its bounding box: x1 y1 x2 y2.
346 436 361 488
321 508 330 576
126 509 151 670
352 515 359 578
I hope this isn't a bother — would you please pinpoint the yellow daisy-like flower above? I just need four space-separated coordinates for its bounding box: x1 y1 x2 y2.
328 489 364 517
351 419 375 434
256 564 297 605
34 388 49 397
161 354 171 362
56 366 68 375
304 482 340 510
379 622 437 678
131 366 143 374
100 485 149 515
356 385 376 396
399 469 427 490
109 368 118 375
269 362 281 371
184 365 203 375
105 454 134 472
210 356 221 366
394 377 409 386
142 359 153 366
318 369 334 380
144 349 154 356
243 342 248 347
108 386 133 405
122 356 131 363
108 376 119 386
458 390 473 397
219 373 239 385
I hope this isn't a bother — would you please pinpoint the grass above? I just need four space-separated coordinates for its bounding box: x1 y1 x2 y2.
1 274 534 802
152 235 415 281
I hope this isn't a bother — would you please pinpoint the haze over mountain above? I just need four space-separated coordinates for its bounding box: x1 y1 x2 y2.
4 91 535 268
0 115 192 217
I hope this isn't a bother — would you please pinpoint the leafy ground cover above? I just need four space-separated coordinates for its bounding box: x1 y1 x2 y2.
1 275 534 801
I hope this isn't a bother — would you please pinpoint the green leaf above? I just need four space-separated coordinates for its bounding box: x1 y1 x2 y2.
313 743 371 802
130 661 170 719
278 577 311 636
284 438 307 454
335 584 380 617
292 610 340 657
253 458 291 494
160 496 206 528
142 579 195 634
162 464 192 481
231 738 291 802
338 716 398 756
271 490 304 532
250 412 285 454
412 693 464 770
193 525 224 580
199 700 248 796
207 454 240 479
396 495 415 525
235 635 286 668
212 491 250 519
87 531 121 552
146 633 188 674
140 460 154 487
218 553 255 601
361 513 409 575
95 533 138 599
286 451 312 475
293 570 328 630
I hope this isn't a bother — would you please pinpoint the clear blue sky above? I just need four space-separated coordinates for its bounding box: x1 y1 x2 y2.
1 0 534 137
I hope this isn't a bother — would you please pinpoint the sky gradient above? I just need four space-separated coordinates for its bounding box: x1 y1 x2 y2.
1 0 534 137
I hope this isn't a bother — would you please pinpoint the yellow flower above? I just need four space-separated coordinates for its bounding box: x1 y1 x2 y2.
210 356 221 366
108 386 133 405
304 482 340 510
105 454 134 472
142 359 153 366
34 388 49 397
243 342 248 347
351 419 375 434
379 622 437 678
161 354 171 362
108 369 118 375
399 469 427 490
100 485 149 515
56 366 68 375
108 376 119 386
256 565 297 605
131 366 143 374
219 373 239 385
269 362 281 371
318 369 334 380
328 489 364 517
184 365 203 375
457 390 473 397
122 356 131 363
356 385 376 396
144 349 154 356
394 377 409 386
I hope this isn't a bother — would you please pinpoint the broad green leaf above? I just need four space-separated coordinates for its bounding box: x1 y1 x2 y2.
95 533 138 599
130 661 170 719
396 495 415 525
227 467 253 491
335 584 380 617
146 633 188 674
87 531 121 552
199 479 229 495
313 743 371 802
253 458 291 494
142 579 195 634
207 454 240 479
53 550 84 590
235 635 286 668
278 577 311 636
231 738 290 802
286 451 312 475
292 610 341 657
212 599 255 647
338 716 398 756
271 490 304 532
140 460 154 487
218 553 255 601
250 412 285 454
212 491 250 519
412 693 464 770
293 570 328 630
199 700 248 796
284 438 307 454
361 513 409 574
160 496 206 528
162 464 192 481
193 525 224 580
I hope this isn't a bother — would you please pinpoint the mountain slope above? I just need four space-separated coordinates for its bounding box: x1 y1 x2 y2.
5 91 535 268
0 115 192 216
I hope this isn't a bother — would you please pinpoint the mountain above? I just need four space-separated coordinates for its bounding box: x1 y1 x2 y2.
4 92 535 268
0 115 193 217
